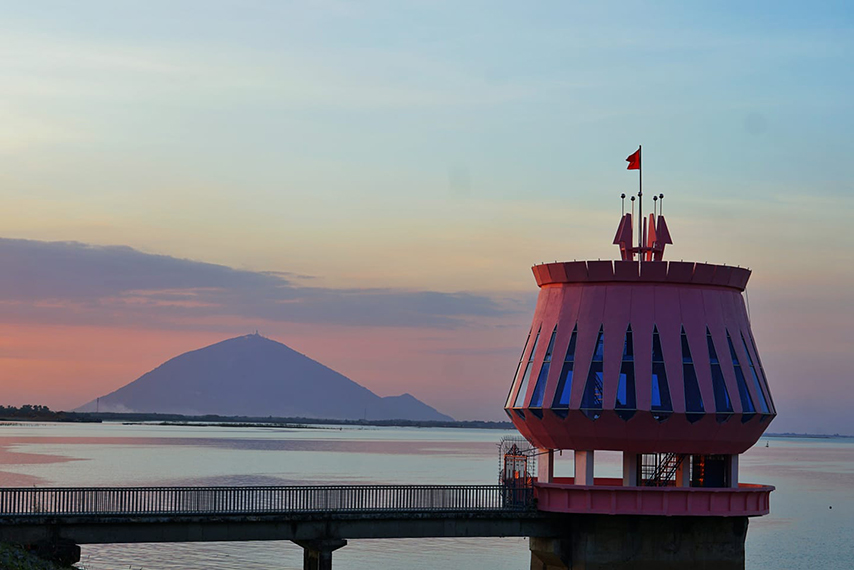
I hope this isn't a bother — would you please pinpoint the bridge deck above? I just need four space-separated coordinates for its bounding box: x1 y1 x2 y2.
0 484 532 517
0 485 550 546
0 485 750 570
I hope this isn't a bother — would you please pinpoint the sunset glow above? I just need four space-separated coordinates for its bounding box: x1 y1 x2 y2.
1 1 852 433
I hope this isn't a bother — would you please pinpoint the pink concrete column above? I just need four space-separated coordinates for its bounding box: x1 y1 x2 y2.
728 455 740 488
575 451 594 485
675 458 690 487
622 453 639 486
538 449 555 483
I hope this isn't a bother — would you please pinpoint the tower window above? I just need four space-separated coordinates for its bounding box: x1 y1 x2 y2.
681 326 704 423
727 331 756 422
581 326 605 420
651 326 672 422
505 328 531 408
552 325 578 409
741 332 771 415
746 332 776 414
529 326 557 409
512 327 541 408
707 328 733 423
615 324 637 420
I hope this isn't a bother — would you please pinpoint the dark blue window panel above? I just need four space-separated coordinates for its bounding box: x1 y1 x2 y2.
553 367 574 408
652 326 666 362
616 324 636 420
707 329 733 420
651 367 666 408
651 365 672 421
651 326 672 421
513 362 534 408
681 327 704 422
747 332 776 414
592 328 605 361
505 328 532 408
707 331 720 365
727 332 756 422
552 326 578 408
616 368 635 409
529 327 557 408
616 367 636 421
581 371 603 408
544 327 557 360
581 371 603 420
741 333 770 414
622 324 634 361
512 328 540 408
681 331 693 363
581 327 604 420
529 362 550 408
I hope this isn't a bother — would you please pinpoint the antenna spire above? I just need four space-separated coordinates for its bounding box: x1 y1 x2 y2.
618 151 671 261
637 145 643 263
625 146 642 262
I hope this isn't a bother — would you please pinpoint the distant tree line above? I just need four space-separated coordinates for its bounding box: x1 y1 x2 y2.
85 411 513 429
0 404 55 418
1 406 515 429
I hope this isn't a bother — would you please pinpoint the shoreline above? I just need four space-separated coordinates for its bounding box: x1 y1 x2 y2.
3 412 515 431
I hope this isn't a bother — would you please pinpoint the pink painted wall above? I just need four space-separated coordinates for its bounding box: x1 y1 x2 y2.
506 261 775 455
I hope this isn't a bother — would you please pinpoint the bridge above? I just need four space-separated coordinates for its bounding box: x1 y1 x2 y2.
0 484 553 569
0 481 764 569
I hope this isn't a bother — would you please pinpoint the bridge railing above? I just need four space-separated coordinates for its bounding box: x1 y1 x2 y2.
0 485 534 516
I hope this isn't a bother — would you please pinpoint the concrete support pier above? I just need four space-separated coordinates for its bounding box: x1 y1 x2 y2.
538 449 555 483
29 539 81 567
295 539 347 570
529 514 748 570
574 451 594 485
621 453 638 486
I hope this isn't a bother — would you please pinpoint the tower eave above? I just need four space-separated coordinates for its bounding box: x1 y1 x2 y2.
532 260 751 292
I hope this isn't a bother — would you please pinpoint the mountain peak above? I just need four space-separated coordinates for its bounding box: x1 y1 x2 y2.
76 335 452 421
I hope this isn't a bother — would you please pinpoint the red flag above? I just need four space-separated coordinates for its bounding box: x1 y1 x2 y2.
626 149 640 170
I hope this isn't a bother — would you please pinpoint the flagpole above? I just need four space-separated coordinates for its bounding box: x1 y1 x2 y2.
638 145 643 263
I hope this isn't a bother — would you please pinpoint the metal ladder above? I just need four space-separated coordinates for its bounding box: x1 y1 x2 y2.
645 453 686 486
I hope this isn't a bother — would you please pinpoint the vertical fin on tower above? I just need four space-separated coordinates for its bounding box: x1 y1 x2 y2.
646 214 657 261
613 213 634 261
652 215 673 261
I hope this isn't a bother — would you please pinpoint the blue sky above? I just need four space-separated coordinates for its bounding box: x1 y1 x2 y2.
0 1 852 430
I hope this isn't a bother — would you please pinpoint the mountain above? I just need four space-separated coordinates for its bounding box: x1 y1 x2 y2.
76 334 452 421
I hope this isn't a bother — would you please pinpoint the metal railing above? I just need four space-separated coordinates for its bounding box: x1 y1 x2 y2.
0 485 534 517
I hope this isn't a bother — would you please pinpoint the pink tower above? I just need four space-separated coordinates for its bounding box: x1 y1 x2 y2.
506 201 775 569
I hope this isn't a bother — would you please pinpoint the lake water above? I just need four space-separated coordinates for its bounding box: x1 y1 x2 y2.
0 422 851 569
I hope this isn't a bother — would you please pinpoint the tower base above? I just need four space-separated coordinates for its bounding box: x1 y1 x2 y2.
530 515 748 570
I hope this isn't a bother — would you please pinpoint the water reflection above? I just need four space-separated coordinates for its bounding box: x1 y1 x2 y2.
0 423 851 569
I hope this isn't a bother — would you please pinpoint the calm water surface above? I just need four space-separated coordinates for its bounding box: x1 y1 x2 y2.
0 422 851 569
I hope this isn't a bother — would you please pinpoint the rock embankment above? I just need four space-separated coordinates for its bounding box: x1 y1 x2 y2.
0 543 72 570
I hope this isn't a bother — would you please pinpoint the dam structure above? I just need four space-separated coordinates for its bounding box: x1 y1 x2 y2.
0 194 775 569
505 193 775 568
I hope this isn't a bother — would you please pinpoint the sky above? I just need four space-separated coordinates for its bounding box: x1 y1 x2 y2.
0 1 852 433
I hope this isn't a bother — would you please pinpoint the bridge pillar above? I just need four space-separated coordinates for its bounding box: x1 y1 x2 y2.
538 449 554 483
574 450 594 485
530 536 572 569
530 515 748 570
30 539 81 567
295 539 347 570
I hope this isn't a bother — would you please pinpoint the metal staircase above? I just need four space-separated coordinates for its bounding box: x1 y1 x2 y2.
643 453 687 487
